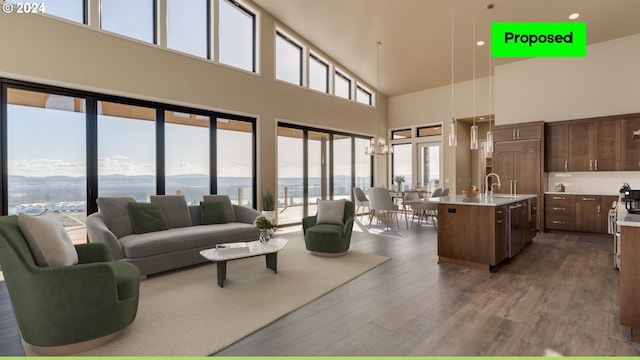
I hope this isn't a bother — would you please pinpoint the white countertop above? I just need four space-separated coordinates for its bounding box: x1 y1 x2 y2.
617 201 640 228
417 194 537 207
545 192 619 196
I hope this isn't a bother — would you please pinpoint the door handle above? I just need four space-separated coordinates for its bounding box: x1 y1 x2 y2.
564 160 568 171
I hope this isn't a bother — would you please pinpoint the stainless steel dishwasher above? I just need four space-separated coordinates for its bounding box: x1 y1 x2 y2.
508 202 524 258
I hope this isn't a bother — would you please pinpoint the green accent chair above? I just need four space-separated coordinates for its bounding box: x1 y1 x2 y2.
302 200 354 257
0 216 140 355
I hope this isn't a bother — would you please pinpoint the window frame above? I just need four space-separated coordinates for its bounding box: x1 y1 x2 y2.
217 0 258 73
309 52 330 94
275 30 304 86
0 78 258 216
356 84 373 105
334 70 352 100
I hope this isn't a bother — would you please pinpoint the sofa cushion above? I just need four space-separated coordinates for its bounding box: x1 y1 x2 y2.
200 201 228 225
150 195 192 228
203 195 236 222
316 199 345 225
17 210 78 267
128 203 170 234
97 196 137 238
118 223 260 258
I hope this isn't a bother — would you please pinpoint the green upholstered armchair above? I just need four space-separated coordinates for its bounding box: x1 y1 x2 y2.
302 200 354 257
0 215 140 355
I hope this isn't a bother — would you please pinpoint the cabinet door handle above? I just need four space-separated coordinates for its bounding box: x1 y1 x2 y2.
510 180 513 195
514 180 517 195
553 207 566 211
581 197 596 201
512 129 516 140
497 220 503 224
517 129 520 139
589 160 593 171
564 160 568 171
595 160 598 171
552 196 565 200
553 221 566 224
597 205 601 215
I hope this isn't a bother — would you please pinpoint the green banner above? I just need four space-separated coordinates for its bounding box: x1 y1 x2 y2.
492 22 586 57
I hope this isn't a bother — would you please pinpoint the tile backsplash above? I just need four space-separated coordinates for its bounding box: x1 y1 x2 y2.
548 172 640 194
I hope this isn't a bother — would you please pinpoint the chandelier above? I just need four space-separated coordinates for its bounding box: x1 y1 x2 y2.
366 41 393 156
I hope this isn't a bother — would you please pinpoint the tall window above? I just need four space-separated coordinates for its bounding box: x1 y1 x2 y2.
418 143 441 190
40 0 85 23
277 127 304 226
165 111 210 204
6 88 87 243
218 0 256 72
356 85 372 105
167 0 208 58
308 131 330 215
276 31 303 86
333 134 352 200
309 54 329 93
217 119 254 207
98 101 156 201
101 0 155 43
334 71 351 100
392 143 413 189
354 138 372 194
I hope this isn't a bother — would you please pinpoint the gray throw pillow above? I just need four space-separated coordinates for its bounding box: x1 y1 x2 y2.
18 211 78 267
97 196 136 238
202 195 236 222
128 203 170 234
150 195 192 228
316 199 345 225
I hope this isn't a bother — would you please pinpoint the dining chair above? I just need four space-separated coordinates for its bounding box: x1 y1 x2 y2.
412 187 444 229
402 191 421 222
368 187 404 230
441 188 450 197
352 187 370 221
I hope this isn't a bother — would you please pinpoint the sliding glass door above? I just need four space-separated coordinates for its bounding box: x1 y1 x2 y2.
277 123 372 226
6 88 87 243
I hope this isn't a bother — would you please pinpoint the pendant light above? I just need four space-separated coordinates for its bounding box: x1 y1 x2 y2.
486 4 495 153
365 41 393 156
470 0 479 150
448 0 457 147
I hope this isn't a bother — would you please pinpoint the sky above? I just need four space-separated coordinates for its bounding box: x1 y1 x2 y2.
8 103 253 178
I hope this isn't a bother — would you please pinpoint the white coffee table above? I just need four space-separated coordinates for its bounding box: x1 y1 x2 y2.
200 238 288 287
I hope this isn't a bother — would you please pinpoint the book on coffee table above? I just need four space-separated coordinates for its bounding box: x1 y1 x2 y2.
215 242 250 255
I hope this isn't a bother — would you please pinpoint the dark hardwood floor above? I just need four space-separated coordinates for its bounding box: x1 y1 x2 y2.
2 215 639 356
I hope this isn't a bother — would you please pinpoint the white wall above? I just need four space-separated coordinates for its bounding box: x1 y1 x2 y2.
0 5 389 207
495 33 640 124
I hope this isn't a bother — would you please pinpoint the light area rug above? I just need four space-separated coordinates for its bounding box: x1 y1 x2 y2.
26 234 389 356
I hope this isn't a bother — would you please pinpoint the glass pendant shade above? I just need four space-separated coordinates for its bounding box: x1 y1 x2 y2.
448 117 457 146
486 130 494 153
470 124 479 150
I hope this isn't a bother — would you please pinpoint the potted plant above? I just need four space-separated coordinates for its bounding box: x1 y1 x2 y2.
394 175 406 192
254 215 276 243
261 190 277 231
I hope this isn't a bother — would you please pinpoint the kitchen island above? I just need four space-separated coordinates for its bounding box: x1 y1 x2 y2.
436 194 537 272
616 203 640 342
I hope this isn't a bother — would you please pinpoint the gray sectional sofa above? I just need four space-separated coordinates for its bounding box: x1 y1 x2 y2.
86 194 261 276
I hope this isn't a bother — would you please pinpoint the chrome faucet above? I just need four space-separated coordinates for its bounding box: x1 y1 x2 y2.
485 172 502 198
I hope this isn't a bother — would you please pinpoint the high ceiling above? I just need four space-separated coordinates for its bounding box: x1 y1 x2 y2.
252 0 640 97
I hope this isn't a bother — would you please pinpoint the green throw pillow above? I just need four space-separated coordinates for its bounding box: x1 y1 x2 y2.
128 203 170 234
200 201 228 225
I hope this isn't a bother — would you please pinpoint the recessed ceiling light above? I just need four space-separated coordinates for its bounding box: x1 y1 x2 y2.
476 40 485 46
569 13 580 20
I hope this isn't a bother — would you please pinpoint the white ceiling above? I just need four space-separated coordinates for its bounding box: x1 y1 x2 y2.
252 0 640 97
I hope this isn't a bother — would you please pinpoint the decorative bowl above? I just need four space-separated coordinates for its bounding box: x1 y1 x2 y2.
462 190 479 198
